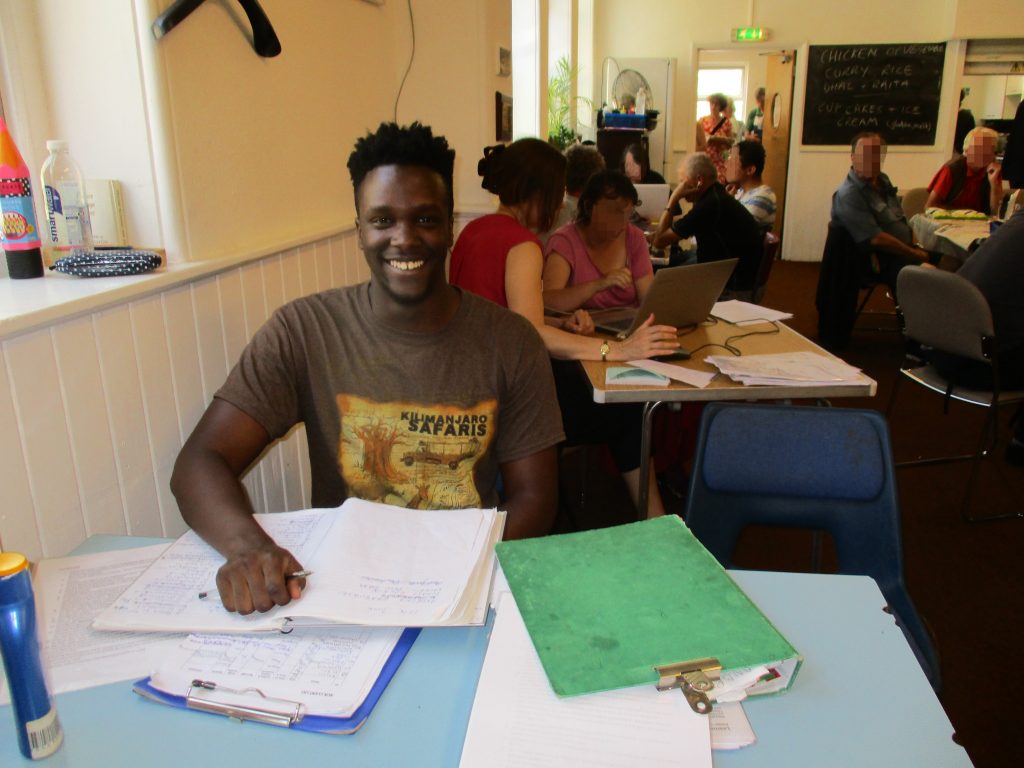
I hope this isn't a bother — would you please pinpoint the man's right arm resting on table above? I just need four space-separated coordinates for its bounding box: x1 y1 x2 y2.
170 398 305 615
834 187 930 264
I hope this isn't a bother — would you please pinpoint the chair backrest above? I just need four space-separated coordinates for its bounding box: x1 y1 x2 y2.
685 403 902 584
896 266 995 363
751 231 780 304
685 402 940 689
900 186 930 219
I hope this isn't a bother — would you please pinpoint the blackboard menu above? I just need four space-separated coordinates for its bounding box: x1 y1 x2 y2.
802 43 946 146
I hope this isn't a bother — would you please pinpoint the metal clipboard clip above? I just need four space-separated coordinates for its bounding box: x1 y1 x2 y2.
654 657 722 715
186 679 304 727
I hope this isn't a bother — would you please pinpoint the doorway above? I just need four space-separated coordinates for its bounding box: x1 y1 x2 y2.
696 49 796 241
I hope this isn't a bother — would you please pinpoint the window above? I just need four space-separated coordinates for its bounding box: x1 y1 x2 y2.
695 67 745 122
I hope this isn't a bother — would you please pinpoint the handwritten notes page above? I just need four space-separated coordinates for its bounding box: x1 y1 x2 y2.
0 545 181 704
149 627 403 718
94 499 503 634
459 593 712 768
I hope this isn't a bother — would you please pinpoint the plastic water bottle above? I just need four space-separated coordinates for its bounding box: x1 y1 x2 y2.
0 117 44 279
636 88 647 116
0 552 63 760
40 139 93 254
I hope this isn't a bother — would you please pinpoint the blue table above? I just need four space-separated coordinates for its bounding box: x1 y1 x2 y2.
1 536 971 767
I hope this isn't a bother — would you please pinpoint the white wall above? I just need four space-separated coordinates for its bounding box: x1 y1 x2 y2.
590 0 1023 261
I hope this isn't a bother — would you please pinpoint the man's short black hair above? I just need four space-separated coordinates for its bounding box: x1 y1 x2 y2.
734 140 766 176
347 122 456 214
850 131 886 154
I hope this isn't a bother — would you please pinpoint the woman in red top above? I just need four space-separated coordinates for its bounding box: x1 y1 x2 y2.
450 139 678 518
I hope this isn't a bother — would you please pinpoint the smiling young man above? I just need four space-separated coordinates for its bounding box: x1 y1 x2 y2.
171 122 563 615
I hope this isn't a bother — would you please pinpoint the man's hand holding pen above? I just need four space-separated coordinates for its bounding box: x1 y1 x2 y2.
214 542 308 615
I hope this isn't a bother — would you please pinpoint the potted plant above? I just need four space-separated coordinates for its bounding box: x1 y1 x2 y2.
547 56 592 150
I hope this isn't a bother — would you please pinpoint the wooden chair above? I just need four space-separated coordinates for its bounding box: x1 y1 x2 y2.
900 186 930 219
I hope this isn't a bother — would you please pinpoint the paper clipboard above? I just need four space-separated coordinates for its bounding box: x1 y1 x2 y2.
132 628 419 734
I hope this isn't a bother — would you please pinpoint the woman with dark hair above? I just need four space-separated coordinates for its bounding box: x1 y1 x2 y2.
451 141 676 517
695 92 734 184
621 143 665 185
542 170 653 312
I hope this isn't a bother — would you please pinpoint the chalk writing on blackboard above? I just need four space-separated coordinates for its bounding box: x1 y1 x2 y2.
803 43 946 146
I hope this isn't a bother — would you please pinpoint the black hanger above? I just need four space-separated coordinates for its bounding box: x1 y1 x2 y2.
152 0 282 58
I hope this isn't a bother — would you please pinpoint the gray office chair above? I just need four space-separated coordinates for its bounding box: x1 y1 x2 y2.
889 266 1024 523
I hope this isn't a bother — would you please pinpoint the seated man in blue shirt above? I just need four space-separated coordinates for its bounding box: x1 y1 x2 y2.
831 132 933 289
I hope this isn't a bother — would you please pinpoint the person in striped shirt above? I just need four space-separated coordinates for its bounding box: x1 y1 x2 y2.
725 139 776 232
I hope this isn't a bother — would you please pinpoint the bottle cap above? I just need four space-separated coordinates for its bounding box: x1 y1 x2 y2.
0 552 29 577
45 139 68 151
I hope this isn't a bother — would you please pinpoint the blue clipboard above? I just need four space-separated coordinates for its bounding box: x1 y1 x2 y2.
132 628 420 734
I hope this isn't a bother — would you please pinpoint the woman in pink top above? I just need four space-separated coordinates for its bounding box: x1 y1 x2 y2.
451 140 677 518
543 170 654 312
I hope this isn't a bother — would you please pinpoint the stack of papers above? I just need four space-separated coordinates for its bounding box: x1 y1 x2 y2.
146 627 405 719
460 593 714 768
706 351 862 386
711 300 793 325
94 498 504 633
0 545 181 705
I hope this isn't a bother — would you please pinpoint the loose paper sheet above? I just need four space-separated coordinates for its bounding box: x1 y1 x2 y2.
711 300 793 325
626 358 716 388
0 545 180 704
460 592 712 768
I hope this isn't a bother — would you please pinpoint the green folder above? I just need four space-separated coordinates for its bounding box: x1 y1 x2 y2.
495 516 801 697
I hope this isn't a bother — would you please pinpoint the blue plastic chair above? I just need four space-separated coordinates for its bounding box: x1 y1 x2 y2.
684 402 941 692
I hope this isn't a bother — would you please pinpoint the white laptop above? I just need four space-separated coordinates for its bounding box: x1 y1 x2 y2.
633 184 671 221
591 258 740 340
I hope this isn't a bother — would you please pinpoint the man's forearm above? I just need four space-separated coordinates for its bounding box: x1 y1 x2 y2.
498 448 558 539
869 232 929 263
171 445 274 558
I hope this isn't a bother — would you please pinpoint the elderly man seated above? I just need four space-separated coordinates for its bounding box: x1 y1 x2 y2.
926 127 1003 215
651 152 762 293
831 131 933 291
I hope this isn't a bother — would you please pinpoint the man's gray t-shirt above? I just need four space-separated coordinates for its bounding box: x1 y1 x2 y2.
216 284 564 510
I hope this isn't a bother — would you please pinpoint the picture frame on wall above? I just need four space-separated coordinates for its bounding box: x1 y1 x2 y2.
495 92 513 142
498 47 511 77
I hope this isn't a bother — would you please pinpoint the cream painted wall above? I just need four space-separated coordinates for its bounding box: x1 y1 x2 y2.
591 0 966 261
5 1 508 265
395 0 511 214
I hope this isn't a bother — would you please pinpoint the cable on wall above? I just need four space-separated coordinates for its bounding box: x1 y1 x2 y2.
394 0 416 122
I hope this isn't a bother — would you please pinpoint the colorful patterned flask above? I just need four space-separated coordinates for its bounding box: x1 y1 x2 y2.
0 117 45 278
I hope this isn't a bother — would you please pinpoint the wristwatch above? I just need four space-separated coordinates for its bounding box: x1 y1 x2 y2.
600 341 610 362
